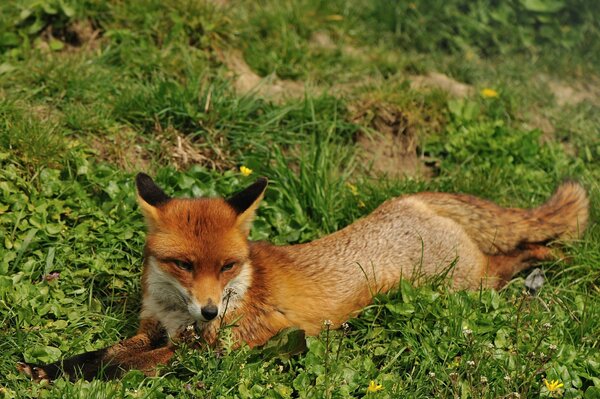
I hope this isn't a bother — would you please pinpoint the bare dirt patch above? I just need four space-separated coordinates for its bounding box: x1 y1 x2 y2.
36 19 102 53
309 31 336 50
156 125 231 171
537 74 600 106
218 50 306 102
409 72 473 98
349 101 435 178
91 126 232 172
90 128 151 172
525 113 556 135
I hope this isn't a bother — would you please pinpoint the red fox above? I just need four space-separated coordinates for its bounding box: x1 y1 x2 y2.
19 174 589 381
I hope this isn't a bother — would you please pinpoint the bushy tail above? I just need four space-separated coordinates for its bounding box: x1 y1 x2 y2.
416 181 589 255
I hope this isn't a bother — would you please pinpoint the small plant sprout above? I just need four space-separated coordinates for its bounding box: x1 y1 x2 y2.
239 166 253 176
367 380 384 393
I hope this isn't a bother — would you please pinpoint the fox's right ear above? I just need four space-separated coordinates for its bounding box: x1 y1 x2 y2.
135 173 170 229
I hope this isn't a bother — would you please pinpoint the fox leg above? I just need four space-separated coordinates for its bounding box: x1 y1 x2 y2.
18 318 173 382
487 244 557 289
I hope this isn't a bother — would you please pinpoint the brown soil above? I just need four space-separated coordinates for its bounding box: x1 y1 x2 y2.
409 72 473 98
90 126 232 173
90 128 151 172
538 74 600 106
349 101 435 178
309 31 337 50
218 50 306 102
36 19 103 53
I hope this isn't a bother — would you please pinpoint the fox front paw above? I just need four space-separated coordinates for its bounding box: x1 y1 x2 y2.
17 362 51 383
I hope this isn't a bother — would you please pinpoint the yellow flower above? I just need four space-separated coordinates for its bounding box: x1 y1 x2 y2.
481 88 499 98
358 200 366 208
346 182 359 196
240 166 253 176
544 379 564 392
367 380 383 393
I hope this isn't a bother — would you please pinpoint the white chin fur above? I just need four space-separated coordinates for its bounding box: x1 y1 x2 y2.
141 256 194 336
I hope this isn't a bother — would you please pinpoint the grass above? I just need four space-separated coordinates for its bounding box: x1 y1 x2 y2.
1 0 599 398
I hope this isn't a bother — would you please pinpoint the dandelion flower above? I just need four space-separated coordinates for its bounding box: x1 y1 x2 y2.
544 379 564 392
240 166 253 176
367 380 384 393
481 88 499 98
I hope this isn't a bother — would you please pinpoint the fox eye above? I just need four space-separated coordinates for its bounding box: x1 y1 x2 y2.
173 260 193 271
221 262 236 273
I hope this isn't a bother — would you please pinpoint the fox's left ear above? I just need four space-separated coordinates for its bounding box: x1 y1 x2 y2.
227 177 268 234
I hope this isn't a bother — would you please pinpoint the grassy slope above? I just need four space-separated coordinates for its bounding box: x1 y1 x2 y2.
1 0 599 398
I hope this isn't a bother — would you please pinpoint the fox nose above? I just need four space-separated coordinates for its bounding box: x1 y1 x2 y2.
201 304 219 321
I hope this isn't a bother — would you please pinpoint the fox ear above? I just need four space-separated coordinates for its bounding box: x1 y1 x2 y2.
135 173 170 228
227 177 268 234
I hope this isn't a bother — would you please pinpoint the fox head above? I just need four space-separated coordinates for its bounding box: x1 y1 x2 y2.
135 173 267 330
